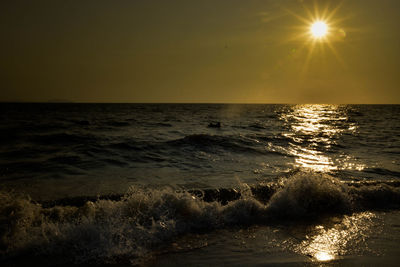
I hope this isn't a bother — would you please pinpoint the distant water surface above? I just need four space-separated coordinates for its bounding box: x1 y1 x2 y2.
0 103 399 266
1 103 399 198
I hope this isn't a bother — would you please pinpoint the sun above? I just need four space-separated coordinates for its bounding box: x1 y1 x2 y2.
281 1 349 72
311 21 328 38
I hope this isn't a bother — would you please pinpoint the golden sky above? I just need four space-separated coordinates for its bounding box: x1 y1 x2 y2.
1 0 399 103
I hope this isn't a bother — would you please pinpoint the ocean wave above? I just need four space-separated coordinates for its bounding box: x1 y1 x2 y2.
105 120 131 127
166 134 286 156
247 123 267 130
107 140 146 151
29 133 96 146
146 122 173 127
1 172 400 264
363 168 400 177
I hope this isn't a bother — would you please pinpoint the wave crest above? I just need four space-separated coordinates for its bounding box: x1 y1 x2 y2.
1 172 400 264
266 173 351 219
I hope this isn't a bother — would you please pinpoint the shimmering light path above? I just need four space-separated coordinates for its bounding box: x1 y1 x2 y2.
279 104 365 172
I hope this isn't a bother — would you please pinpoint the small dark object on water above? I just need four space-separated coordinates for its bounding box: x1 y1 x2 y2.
208 122 221 128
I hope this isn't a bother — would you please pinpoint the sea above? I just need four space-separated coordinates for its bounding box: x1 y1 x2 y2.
1 103 400 266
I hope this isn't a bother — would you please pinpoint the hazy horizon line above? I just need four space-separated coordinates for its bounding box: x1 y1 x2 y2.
1 101 399 105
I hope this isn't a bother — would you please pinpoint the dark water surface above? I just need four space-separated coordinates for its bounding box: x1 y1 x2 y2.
1 103 400 265
1 103 399 198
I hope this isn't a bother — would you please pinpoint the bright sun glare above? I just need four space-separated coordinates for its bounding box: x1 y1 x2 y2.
284 1 348 71
311 21 328 38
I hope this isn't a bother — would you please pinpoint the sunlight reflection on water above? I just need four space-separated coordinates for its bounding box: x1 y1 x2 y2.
280 104 365 172
298 212 375 262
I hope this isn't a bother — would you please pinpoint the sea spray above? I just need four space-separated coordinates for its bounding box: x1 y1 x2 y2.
266 173 351 219
1 172 400 264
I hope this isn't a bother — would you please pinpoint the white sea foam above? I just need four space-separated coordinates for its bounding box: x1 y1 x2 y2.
1 172 400 264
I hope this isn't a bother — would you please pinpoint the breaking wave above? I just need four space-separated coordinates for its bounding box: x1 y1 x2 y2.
1 172 400 265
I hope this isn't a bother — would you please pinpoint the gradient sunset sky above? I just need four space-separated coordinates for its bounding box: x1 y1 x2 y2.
1 0 399 103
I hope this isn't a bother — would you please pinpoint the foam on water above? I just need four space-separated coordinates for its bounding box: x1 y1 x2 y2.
1 172 400 265
266 173 351 219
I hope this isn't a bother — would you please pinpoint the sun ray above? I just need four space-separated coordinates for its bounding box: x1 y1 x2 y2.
313 0 320 19
281 0 350 73
283 7 310 25
302 3 315 22
326 1 344 22
321 1 331 20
